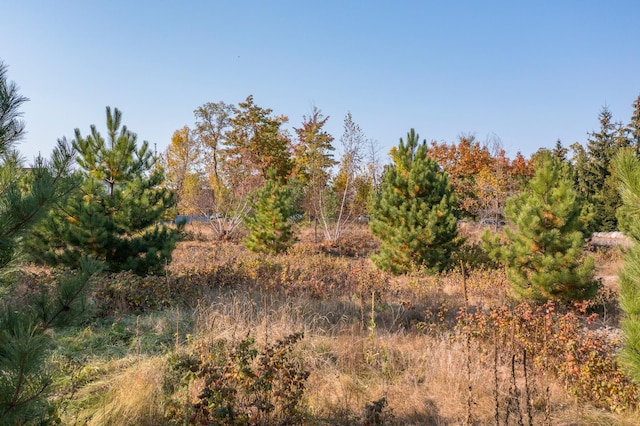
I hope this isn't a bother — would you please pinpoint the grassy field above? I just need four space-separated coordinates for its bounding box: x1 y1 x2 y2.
21 222 640 425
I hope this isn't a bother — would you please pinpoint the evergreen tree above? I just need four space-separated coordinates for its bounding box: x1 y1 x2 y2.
369 129 460 274
0 61 27 155
486 152 597 302
0 60 75 282
0 60 29 277
27 107 181 275
551 139 569 164
243 169 296 254
574 107 628 231
615 148 640 384
0 60 99 424
0 259 100 424
628 95 640 156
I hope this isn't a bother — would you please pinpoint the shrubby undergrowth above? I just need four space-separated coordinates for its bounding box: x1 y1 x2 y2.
3 225 638 424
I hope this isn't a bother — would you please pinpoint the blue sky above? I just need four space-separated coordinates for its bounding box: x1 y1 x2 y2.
2 1 640 163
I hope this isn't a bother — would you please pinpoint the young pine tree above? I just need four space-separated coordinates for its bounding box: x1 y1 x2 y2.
369 129 460 274
243 169 297 254
28 107 181 275
485 151 597 303
615 148 640 384
0 61 74 279
0 60 100 424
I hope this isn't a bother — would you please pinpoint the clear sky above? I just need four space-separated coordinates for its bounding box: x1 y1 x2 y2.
2 1 639 164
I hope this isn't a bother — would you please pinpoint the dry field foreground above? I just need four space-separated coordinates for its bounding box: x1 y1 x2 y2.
41 223 640 425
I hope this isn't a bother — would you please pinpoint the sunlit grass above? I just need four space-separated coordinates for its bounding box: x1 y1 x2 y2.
37 223 639 424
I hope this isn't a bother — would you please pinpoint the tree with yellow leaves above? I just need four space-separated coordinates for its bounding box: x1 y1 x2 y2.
163 126 204 215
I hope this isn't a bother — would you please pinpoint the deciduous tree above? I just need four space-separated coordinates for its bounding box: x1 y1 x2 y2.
292 108 335 201
162 126 203 215
321 112 367 246
194 101 236 189
292 107 336 240
226 95 292 186
190 97 293 240
428 135 492 218
190 101 247 239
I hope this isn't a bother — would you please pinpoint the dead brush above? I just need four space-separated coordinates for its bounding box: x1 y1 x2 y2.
184 333 310 426
459 301 640 414
54 226 640 425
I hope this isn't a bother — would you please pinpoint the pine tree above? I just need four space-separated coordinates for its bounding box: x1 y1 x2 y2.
27 107 181 275
0 61 27 155
0 259 100 424
243 169 296 254
615 148 640 384
486 151 597 302
0 60 99 424
0 60 76 281
551 139 569 163
369 129 460 274
1 60 30 277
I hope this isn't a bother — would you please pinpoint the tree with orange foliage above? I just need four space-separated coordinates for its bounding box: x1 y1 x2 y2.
428 136 532 220
428 135 492 218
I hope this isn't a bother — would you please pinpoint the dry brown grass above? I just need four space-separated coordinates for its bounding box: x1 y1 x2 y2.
55 222 640 425
177 289 638 424
86 358 166 426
